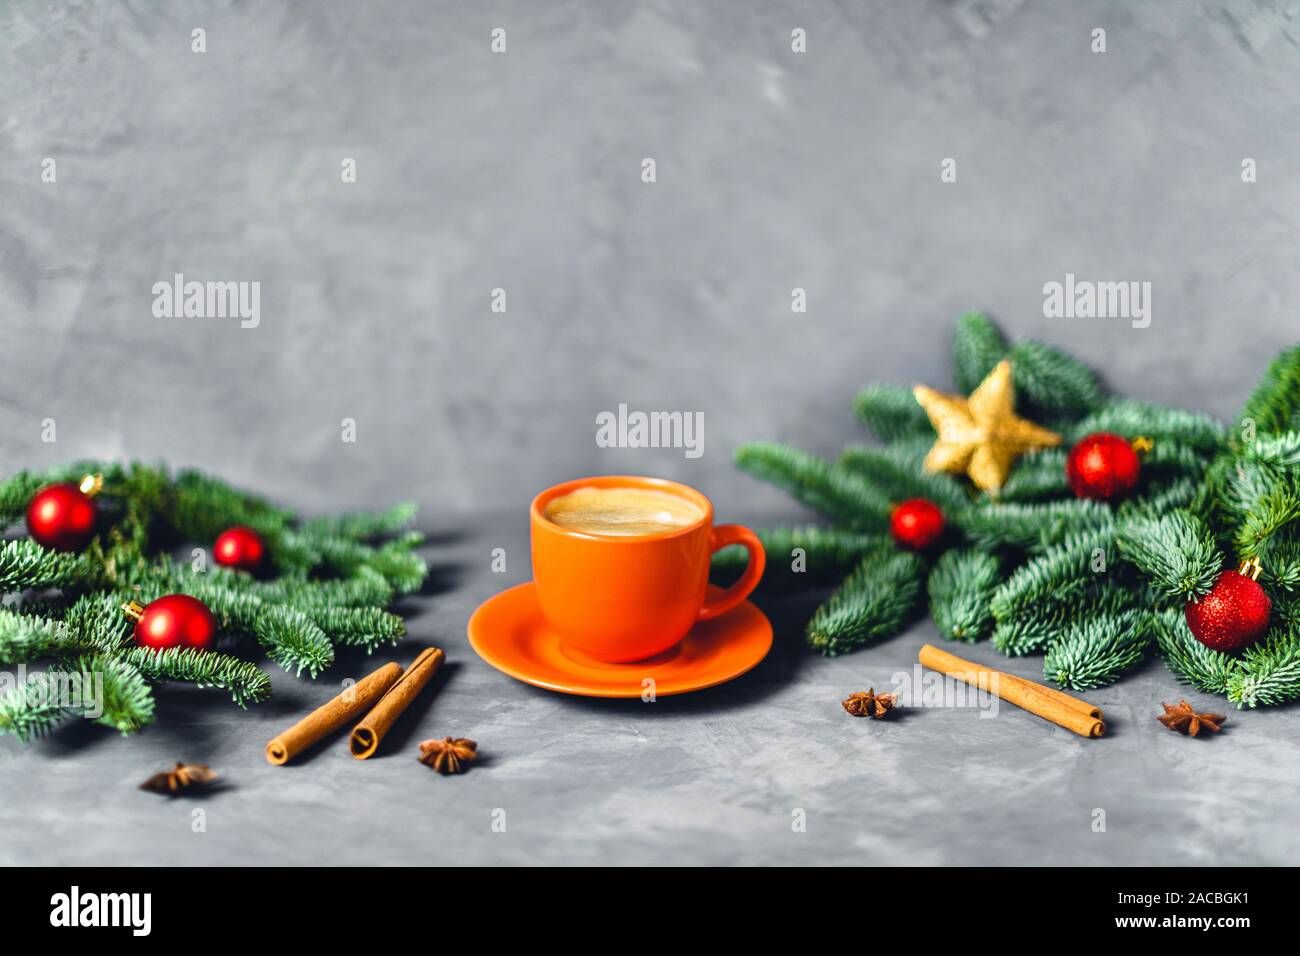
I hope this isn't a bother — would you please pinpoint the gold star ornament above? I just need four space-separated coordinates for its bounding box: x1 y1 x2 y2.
913 360 1061 493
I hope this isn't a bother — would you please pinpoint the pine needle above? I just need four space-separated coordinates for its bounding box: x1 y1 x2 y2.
928 548 999 643
735 443 892 532
1117 512 1222 599
1043 610 1152 690
806 546 923 655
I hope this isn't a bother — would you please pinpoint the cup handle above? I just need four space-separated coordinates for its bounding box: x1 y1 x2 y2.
699 524 766 621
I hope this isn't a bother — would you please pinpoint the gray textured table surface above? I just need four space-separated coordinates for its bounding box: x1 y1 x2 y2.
1 510 1295 867
2 0 1298 866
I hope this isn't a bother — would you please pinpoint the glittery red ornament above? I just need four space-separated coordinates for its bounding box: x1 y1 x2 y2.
1065 432 1143 501
889 498 945 550
214 525 265 572
26 475 102 551
124 595 217 653
1184 564 1272 653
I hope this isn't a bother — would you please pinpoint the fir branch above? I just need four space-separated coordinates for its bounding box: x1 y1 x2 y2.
1229 629 1300 708
1239 344 1300 437
806 545 923 655
77 654 156 735
1235 490 1300 559
2 650 159 738
0 472 47 529
306 606 406 652
169 469 293 541
1259 536 1300 594
1117 477 1199 523
996 449 1069 501
956 499 1112 552
0 672 73 741
1150 608 1239 696
0 540 98 591
952 311 1008 394
735 443 892 532
997 441 1205 507
300 502 418 540
1117 512 1222 599
3 593 72 618
1042 610 1151 691
0 462 125 526
991 581 1091 656
111 646 272 707
305 532 428 594
1006 339 1103 421
838 444 970 514
990 528 1115 627
0 610 88 664
254 568 395 608
851 385 934 443
1140 441 1214 478
0 458 424 740
1244 431 1300 466
252 605 334 677
42 460 128 486
62 593 134 652
361 535 428 594
169 563 397 610
927 548 999 643
1275 591 1300 634
1220 458 1281 518
1069 400 1226 453
258 528 326 574
160 576 335 677
712 526 888 588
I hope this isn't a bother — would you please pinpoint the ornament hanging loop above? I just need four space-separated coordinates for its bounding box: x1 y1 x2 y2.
1238 557 1264 581
79 473 104 497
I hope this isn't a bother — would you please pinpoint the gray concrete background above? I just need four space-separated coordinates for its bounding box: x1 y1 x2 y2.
2 0 1298 513
1 0 1299 865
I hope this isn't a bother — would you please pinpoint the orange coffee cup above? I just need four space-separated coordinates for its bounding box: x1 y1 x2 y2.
531 476 766 662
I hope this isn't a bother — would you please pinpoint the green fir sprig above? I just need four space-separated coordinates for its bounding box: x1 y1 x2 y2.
805 544 923 655
725 311 1300 708
0 461 427 740
927 548 999 643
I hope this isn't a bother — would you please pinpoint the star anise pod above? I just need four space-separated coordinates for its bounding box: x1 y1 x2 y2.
139 762 219 795
1157 700 1225 737
842 688 896 719
418 736 478 774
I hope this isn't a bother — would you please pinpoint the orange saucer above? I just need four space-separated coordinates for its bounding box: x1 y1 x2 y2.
467 582 773 698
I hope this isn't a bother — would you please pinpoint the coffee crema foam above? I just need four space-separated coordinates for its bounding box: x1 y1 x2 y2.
543 486 704 537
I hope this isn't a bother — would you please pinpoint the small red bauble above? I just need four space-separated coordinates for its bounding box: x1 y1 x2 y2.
1065 432 1142 501
213 525 265 572
890 498 945 550
126 595 217 652
26 479 100 551
1184 568 1272 653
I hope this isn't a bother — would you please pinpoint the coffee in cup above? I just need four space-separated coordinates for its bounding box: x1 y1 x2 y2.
531 476 765 662
542 485 705 537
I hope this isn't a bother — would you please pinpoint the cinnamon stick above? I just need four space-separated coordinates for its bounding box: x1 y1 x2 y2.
265 661 404 765
349 646 445 759
999 670 1102 718
918 643 1105 738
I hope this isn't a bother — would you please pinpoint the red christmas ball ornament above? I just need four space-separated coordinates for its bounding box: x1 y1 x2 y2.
890 498 945 550
1184 560 1272 653
26 474 102 551
124 595 217 653
213 525 265 572
1065 433 1145 501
